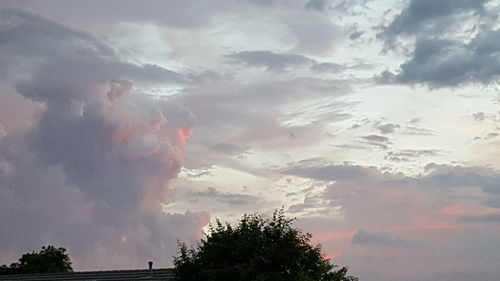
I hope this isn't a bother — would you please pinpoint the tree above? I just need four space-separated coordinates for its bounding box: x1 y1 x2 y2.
0 245 73 275
174 209 358 281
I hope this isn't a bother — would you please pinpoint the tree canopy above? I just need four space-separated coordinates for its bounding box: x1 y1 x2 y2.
174 209 358 281
0 245 73 275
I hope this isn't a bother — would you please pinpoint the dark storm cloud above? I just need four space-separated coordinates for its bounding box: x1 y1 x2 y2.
378 0 500 87
382 0 488 39
225 50 315 71
0 8 206 269
379 33 500 87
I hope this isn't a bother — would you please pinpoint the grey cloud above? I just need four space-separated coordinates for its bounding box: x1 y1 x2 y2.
360 134 391 149
375 123 400 134
0 130 210 269
0 8 187 86
401 124 434 135
473 112 486 121
225 50 315 71
459 214 500 223
190 187 259 205
382 0 488 39
361 134 389 143
421 163 500 193
1 0 220 29
485 132 499 140
378 32 500 87
474 131 500 141
244 0 282 7
288 15 341 55
0 8 115 61
0 8 206 270
284 160 500 281
482 198 500 209
305 0 330 11
378 0 500 87
356 119 433 137
0 123 5 139
352 230 421 247
385 149 443 162
287 192 339 217
310 62 344 73
305 0 370 13
211 142 250 157
174 74 350 161
284 161 500 196
284 162 388 182
349 30 364 41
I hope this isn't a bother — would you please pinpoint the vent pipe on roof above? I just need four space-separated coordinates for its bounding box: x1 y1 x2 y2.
148 261 153 271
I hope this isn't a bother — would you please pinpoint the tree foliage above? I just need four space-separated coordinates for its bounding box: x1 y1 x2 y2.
0 245 72 275
174 209 358 281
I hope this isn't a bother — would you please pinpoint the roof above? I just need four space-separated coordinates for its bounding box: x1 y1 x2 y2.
0 269 174 281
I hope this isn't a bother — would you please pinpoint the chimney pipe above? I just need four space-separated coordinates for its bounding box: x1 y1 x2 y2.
148 261 153 271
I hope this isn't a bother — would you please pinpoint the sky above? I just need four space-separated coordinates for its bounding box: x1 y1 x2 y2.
1 0 500 280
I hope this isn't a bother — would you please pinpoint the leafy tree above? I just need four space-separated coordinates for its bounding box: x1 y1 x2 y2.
174 209 358 281
0 245 72 275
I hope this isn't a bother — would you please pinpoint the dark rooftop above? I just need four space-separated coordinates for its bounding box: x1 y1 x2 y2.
0 268 174 281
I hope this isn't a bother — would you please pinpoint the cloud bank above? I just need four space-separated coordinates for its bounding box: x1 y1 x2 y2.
0 8 207 269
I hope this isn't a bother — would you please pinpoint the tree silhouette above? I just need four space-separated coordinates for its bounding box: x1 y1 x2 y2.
174 209 358 281
0 245 72 275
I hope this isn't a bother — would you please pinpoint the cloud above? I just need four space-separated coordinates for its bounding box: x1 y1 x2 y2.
473 112 486 122
310 62 344 73
459 214 500 223
211 142 250 157
360 134 391 149
384 149 444 162
305 0 331 12
0 0 221 29
225 50 315 71
0 8 206 269
382 0 488 40
377 0 500 87
280 159 500 281
352 230 421 247
284 162 389 182
378 32 500 87
189 187 259 205
375 123 400 134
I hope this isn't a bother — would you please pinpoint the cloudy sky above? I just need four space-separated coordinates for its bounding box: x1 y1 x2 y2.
1 0 500 280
